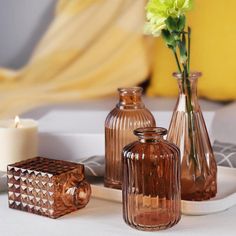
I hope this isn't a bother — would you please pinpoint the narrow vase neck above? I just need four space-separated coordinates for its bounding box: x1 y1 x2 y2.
174 72 202 111
177 78 198 96
117 87 144 109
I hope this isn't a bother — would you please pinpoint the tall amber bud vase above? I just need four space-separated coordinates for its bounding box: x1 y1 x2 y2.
167 72 217 201
104 87 156 189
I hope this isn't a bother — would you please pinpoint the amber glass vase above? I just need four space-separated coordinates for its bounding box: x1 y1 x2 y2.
167 72 217 201
123 127 181 231
105 87 156 189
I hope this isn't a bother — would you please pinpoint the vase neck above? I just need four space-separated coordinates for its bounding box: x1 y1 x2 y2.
117 87 145 109
173 72 202 110
177 77 198 96
134 127 167 143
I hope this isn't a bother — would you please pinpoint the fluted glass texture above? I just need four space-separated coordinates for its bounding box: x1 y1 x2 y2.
105 87 156 189
167 72 217 201
123 128 181 231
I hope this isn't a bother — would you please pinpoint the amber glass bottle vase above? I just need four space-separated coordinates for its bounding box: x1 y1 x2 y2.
123 127 181 231
105 87 156 189
167 72 217 201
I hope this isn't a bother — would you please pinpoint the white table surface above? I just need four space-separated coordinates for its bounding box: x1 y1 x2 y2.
0 193 235 236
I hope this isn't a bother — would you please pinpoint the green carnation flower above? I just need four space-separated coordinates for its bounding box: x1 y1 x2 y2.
144 0 193 37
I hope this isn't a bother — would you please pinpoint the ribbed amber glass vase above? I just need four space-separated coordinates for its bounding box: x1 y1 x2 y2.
122 127 181 231
167 72 217 201
104 87 156 189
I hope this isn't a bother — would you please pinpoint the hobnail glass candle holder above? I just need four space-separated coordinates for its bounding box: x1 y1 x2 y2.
7 157 91 218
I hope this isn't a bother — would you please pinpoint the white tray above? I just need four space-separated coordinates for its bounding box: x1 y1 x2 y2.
91 166 236 216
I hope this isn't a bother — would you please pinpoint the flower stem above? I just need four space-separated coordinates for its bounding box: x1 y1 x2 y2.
172 48 182 73
187 27 191 73
183 64 198 166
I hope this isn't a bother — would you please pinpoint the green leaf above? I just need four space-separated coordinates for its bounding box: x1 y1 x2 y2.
161 29 176 48
161 29 171 41
179 43 187 62
165 16 178 32
179 34 188 63
173 32 181 42
177 15 186 31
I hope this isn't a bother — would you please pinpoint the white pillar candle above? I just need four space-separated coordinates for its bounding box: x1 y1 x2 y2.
0 116 38 171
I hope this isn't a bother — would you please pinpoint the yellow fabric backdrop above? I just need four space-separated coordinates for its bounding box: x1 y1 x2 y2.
0 0 149 118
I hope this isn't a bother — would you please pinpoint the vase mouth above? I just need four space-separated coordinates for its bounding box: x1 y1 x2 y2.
173 71 202 80
117 86 144 109
134 127 167 137
118 87 143 94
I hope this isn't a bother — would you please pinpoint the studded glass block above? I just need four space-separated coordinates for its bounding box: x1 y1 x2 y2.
7 157 91 219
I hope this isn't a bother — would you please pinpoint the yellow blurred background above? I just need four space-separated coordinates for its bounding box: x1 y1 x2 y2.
0 0 235 118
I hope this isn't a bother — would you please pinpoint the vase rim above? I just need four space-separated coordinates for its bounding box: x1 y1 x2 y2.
118 87 143 94
173 71 202 80
134 127 167 137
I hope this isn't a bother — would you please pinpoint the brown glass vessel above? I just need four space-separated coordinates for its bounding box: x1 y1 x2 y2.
167 72 217 201
7 157 91 218
104 87 156 189
123 127 181 231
